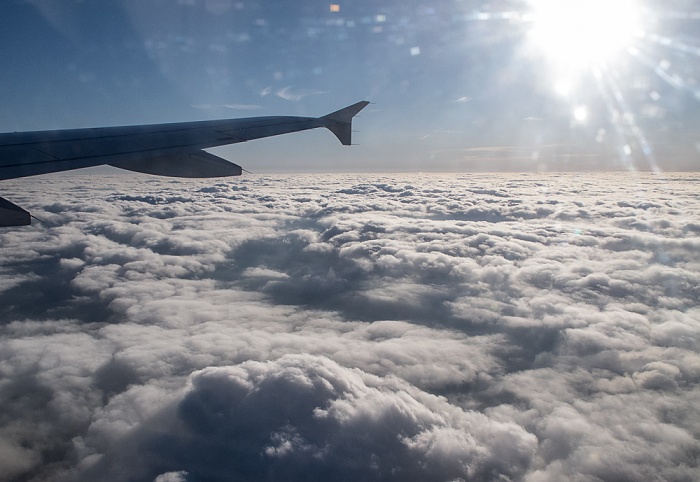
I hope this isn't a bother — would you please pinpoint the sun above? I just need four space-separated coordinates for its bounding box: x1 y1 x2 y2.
467 0 693 170
527 0 642 71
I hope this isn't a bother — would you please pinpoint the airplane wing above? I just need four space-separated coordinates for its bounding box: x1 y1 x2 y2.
0 101 369 226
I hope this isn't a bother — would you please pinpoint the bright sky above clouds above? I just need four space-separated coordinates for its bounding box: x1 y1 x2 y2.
1 0 699 171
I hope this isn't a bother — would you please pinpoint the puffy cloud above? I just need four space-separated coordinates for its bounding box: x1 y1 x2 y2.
75 355 536 481
0 172 698 481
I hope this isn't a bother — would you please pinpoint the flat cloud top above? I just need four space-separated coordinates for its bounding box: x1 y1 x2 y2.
0 172 698 481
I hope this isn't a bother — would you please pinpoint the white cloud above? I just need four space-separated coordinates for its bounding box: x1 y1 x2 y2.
76 355 536 480
0 172 698 480
276 86 328 102
153 471 188 482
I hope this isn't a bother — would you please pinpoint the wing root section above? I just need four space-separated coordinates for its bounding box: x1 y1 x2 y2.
0 196 31 227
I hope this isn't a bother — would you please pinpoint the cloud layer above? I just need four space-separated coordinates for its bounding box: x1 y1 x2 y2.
0 172 698 481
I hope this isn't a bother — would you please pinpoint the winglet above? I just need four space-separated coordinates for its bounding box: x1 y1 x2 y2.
321 101 370 146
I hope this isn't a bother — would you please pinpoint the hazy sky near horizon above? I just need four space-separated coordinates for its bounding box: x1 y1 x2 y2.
1 0 699 172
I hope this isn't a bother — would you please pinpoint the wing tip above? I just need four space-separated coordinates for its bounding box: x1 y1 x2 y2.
321 101 370 145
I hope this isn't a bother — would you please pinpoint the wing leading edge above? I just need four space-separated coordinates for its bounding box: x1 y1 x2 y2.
0 101 369 226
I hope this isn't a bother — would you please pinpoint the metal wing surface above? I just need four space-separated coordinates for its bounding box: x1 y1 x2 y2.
0 101 369 226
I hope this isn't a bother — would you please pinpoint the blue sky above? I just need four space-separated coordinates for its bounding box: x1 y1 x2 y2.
1 0 699 171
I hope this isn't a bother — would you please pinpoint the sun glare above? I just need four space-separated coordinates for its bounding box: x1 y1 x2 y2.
528 0 642 70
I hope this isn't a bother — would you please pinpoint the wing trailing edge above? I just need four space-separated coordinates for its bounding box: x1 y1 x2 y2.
110 150 243 178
